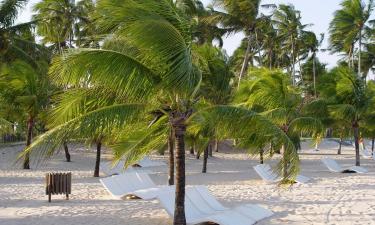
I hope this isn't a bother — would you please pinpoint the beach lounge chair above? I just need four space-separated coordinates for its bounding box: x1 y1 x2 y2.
253 164 310 184
99 172 172 200
360 144 374 159
321 157 368 173
100 161 151 176
157 186 273 225
133 157 166 167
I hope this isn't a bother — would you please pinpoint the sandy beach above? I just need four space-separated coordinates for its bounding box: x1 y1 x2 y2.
1 140 375 225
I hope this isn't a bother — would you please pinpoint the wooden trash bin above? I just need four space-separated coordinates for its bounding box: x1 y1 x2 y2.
45 172 72 202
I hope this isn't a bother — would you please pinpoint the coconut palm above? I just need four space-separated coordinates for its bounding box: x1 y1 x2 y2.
316 66 375 165
235 68 324 179
32 0 96 52
19 1 303 224
0 118 12 134
273 4 310 85
0 60 52 169
0 0 47 67
207 0 276 86
299 32 325 97
329 0 374 77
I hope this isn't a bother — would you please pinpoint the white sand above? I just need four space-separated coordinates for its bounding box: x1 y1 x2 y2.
1 140 375 225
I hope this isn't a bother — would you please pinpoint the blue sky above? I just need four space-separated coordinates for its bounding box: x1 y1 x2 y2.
18 0 345 68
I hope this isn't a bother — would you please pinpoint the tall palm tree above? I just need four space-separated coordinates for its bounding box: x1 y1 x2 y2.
273 4 310 85
0 0 46 66
32 0 96 52
316 66 375 165
235 68 323 179
0 60 52 169
21 1 301 224
300 32 325 97
207 0 276 87
329 0 374 77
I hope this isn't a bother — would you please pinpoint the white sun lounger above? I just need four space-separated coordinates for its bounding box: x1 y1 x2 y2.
133 157 166 167
360 144 374 160
253 164 310 184
157 186 273 225
100 161 151 176
99 172 172 200
321 157 368 173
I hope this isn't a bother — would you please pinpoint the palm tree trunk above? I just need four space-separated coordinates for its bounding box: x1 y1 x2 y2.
168 130 174 185
313 54 317 97
208 143 212 157
372 137 374 155
172 121 186 225
238 34 252 88
94 139 102 177
338 136 342 155
189 146 194 155
214 139 219 152
358 29 362 78
281 144 288 179
260 148 264 164
63 142 71 162
23 115 34 169
291 37 296 85
202 145 208 173
353 122 360 166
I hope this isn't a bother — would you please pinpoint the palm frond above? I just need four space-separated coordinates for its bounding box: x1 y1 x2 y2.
189 105 300 180
111 116 169 168
0 0 27 27
19 104 145 165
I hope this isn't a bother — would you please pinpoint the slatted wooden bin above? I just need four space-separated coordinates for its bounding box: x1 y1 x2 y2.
45 172 71 202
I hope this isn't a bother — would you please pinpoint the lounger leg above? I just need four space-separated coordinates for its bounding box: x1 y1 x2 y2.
48 193 51 202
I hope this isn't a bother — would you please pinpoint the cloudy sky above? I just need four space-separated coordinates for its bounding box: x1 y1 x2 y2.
16 0 354 68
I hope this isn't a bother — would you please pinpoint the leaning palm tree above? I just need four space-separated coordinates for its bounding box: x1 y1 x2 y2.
273 4 310 85
32 0 96 52
207 0 276 86
0 60 52 169
329 0 374 77
315 66 375 165
235 68 324 179
0 118 12 134
0 0 47 67
21 1 301 224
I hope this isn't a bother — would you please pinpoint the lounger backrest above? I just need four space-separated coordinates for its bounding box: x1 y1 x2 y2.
114 172 155 192
157 187 204 222
322 158 342 172
254 164 279 182
262 164 279 180
194 186 227 211
136 157 166 167
100 176 125 196
100 161 126 175
186 187 218 215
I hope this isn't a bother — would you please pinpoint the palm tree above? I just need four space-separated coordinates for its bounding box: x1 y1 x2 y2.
273 4 310 85
20 1 303 224
0 0 47 66
0 118 12 134
235 68 323 179
32 0 96 52
317 66 375 165
0 60 52 169
300 32 324 97
329 0 374 77
207 0 276 87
